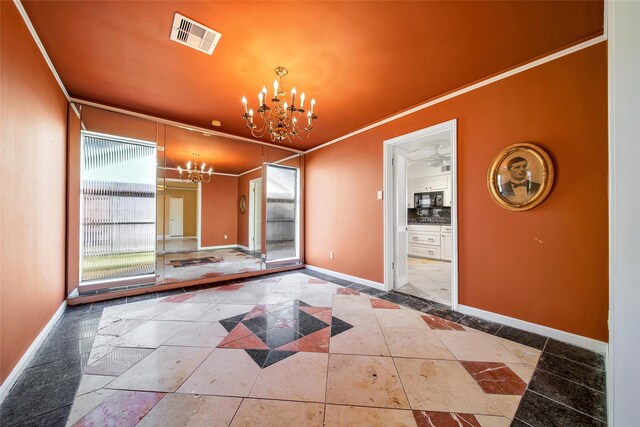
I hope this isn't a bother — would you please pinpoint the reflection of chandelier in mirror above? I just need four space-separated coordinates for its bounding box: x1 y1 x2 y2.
178 153 213 184
241 66 318 143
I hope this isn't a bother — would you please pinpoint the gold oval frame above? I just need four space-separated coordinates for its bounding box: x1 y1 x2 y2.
487 143 554 211
239 195 247 214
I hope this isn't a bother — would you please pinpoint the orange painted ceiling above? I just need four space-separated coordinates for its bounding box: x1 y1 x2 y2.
23 1 603 150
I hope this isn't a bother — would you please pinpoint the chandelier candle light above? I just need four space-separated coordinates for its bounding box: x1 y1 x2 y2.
241 66 317 143
178 153 213 184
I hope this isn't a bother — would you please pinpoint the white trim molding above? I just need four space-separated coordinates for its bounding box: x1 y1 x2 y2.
304 265 385 291
0 301 67 404
199 244 241 250
457 304 608 354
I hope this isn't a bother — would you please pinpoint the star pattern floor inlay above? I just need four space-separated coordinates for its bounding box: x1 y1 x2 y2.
64 272 545 426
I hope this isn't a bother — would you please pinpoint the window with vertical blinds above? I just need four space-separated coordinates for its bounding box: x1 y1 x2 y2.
80 132 156 283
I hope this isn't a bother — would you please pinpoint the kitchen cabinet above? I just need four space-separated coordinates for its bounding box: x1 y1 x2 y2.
408 224 452 261
411 175 448 192
443 176 452 206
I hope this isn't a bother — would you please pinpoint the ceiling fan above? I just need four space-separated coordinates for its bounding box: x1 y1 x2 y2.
416 144 451 167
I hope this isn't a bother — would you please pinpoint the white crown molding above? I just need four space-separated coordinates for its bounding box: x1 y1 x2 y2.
0 301 66 403
305 34 607 155
13 0 70 100
457 304 608 354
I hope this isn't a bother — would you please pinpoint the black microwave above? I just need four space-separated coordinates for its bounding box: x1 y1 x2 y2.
414 191 444 208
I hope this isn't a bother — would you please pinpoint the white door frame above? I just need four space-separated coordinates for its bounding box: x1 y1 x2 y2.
248 177 262 251
383 119 459 309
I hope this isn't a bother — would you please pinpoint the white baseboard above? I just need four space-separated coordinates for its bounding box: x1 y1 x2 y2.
457 304 608 354
200 244 240 250
304 265 385 291
237 245 250 251
0 301 67 404
157 235 197 240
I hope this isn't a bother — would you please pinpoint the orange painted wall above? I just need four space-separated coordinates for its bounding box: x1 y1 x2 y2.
305 43 608 341
0 3 68 382
201 175 239 247
237 169 262 248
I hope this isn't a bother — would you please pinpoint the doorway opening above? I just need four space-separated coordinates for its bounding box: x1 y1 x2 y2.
157 179 199 254
383 119 458 308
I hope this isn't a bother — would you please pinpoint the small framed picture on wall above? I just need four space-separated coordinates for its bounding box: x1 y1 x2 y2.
487 143 554 211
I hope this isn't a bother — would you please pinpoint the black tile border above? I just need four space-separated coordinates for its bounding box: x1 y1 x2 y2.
0 267 607 426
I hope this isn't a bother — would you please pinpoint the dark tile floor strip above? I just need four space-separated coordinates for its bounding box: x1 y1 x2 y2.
0 268 607 426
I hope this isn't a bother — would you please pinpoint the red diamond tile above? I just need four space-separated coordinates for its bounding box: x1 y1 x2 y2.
299 306 330 315
218 323 255 346
337 288 360 295
413 410 481 427
243 305 267 320
461 361 527 395
421 314 465 331
219 332 269 350
160 293 194 303
275 327 330 353
370 298 400 309
311 309 333 324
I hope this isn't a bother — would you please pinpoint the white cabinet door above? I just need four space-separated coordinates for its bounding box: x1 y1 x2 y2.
443 175 452 206
441 233 452 261
428 175 448 190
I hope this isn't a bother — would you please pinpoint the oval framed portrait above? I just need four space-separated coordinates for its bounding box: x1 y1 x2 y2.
239 195 247 214
487 143 554 211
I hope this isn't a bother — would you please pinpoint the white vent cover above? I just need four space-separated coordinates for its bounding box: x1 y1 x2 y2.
169 13 221 55
441 164 452 172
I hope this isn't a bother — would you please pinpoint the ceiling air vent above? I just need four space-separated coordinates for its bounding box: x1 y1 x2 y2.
441 165 452 172
169 13 221 55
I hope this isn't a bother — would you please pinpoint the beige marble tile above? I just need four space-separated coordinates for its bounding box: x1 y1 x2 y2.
375 309 430 330
107 346 212 392
177 348 261 397
75 374 114 396
476 414 512 427
98 319 146 336
164 321 228 348
250 352 328 402
383 327 455 360
86 334 117 365
330 305 379 328
496 337 542 365
65 388 117 426
507 362 536 383
394 358 500 414
113 300 175 320
326 354 409 409
112 320 187 348
137 394 242 427
187 290 237 304
154 303 218 321
434 330 523 363
488 395 521 419
330 324 391 356
324 405 418 427
230 398 324 427
298 291 334 307
195 304 254 322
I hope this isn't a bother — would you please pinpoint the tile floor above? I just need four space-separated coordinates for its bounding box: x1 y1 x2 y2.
157 237 198 254
0 270 607 426
397 257 452 305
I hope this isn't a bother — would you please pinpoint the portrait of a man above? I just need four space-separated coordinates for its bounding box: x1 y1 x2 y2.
499 156 541 203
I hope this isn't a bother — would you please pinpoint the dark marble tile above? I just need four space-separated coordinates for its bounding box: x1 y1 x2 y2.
290 314 329 336
511 419 533 427
255 327 301 348
155 288 186 298
537 352 606 393
379 292 412 305
495 325 547 350
244 349 271 368
0 374 81 425
263 350 297 368
17 404 72 427
400 296 433 312
29 335 94 368
358 287 386 297
457 315 503 335
89 297 127 311
515 390 606 427
242 313 280 334
126 292 157 303
46 318 100 343
420 304 465 322
219 312 251 333
343 282 369 291
528 370 607 422
13 356 87 392
544 339 605 370
330 316 354 337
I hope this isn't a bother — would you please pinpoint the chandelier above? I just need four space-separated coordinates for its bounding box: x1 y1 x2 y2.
177 153 213 184
241 66 317 143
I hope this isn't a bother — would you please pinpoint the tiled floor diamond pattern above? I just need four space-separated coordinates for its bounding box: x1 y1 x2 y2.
66 272 543 426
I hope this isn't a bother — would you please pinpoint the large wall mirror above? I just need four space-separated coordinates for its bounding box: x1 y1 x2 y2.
71 103 303 296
